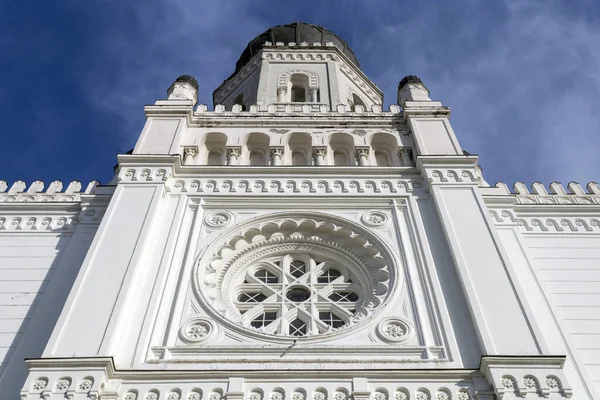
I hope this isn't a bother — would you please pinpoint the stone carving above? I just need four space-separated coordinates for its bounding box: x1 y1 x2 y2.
313 392 326 400
179 318 215 343
362 210 389 227
291 392 305 400
78 378 93 391
168 392 182 400
204 211 234 228
198 214 396 339
333 392 346 400
372 392 387 400
124 392 139 400
188 391 202 400
32 378 48 391
55 379 71 392
456 391 469 400
146 392 159 400
209 392 222 400
415 390 429 400
271 393 284 400
167 178 416 195
376 317 414 343
248 392 263 400
394 392 407 400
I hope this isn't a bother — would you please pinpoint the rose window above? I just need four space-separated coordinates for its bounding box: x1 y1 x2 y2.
234 254 362 336
198 215 395 340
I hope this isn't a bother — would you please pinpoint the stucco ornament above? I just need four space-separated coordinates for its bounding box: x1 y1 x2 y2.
55 379 71 392
271 393 284 400
187 392 202 400
179 318 216 343
313 392 326 400
248 392 263 400
394 392 408 400
372 392 387 400
78 379 93 391
32 378 48 391
124 392 138 400
204 211 234 228
361 210 389 227
196 213 397 340
376 317 414 343
415 391 429 400
333 392 347 400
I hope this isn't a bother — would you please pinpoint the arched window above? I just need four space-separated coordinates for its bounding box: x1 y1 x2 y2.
375 150 390 166
249 151 265 166
334 150 347 166
233 93 246 111
292 151 307 166
207 151 222 166
290 74 309 103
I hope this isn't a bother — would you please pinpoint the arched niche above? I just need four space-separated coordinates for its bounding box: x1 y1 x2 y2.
244 132 271 166
328 132 355 166
202 132 228 166
370 132 399 166
287 133 312 166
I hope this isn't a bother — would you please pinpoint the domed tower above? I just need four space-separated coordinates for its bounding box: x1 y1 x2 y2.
213 22 382 112
14 22 578 400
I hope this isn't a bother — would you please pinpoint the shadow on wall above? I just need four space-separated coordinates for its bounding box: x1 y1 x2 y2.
0 228 92 394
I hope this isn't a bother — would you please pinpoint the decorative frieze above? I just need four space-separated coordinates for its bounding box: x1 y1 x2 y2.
163 178 420 196
482 181 600 205
489 209 600 234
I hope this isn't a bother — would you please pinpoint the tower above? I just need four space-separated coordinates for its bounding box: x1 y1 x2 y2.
6 22 599 400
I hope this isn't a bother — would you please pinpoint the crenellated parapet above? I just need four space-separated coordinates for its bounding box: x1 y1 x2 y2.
0 180 100 203
483 181 600 235
0 179 114 232
481 181 600 205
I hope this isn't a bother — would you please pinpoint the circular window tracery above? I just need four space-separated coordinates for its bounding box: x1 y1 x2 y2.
233 254 360 336
196 215 396 340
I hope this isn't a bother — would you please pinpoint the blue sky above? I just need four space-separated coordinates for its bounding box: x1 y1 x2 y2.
1 0 599 189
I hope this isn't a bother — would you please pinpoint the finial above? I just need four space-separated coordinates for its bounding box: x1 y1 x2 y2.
167 75 199 104
397 75 430 106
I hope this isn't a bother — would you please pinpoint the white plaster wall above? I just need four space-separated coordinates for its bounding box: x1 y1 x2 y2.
0 226 98 396
520 234 600 395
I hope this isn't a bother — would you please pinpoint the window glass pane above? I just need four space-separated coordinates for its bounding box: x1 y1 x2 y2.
238 292 267 303
255 269 278 283
251 312 277 328
289 318 307 336
319 311 345 328
290 260 306 278
328 292 359 302
317 269 342 283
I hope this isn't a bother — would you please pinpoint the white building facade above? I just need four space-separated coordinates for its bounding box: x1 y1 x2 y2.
1 22 599 400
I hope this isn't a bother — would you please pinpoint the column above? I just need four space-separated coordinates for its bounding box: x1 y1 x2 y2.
312 147 327 166
270 147 284 166
355 147 370 166
226 147 241 166
182 146 198 165
309 88 319 102
398 147 413 166
277 87 287 103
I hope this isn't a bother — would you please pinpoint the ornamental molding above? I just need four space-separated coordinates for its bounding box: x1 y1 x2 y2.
361 210 390 227
22 356 574 400
178 317 218 344
425 168 478 185
163 178 421 196
203 210 235 228
277 69 319 88
0 180 101 203
376 317 415 344
194 213 398 342
488 209 600 234
117 167 171 183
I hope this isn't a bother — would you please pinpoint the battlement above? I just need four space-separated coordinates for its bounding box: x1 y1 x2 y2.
0 180 101 203
194 103 402 114
482 181 600 205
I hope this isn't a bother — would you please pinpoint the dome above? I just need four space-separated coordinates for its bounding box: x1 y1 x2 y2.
235 22 359 73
